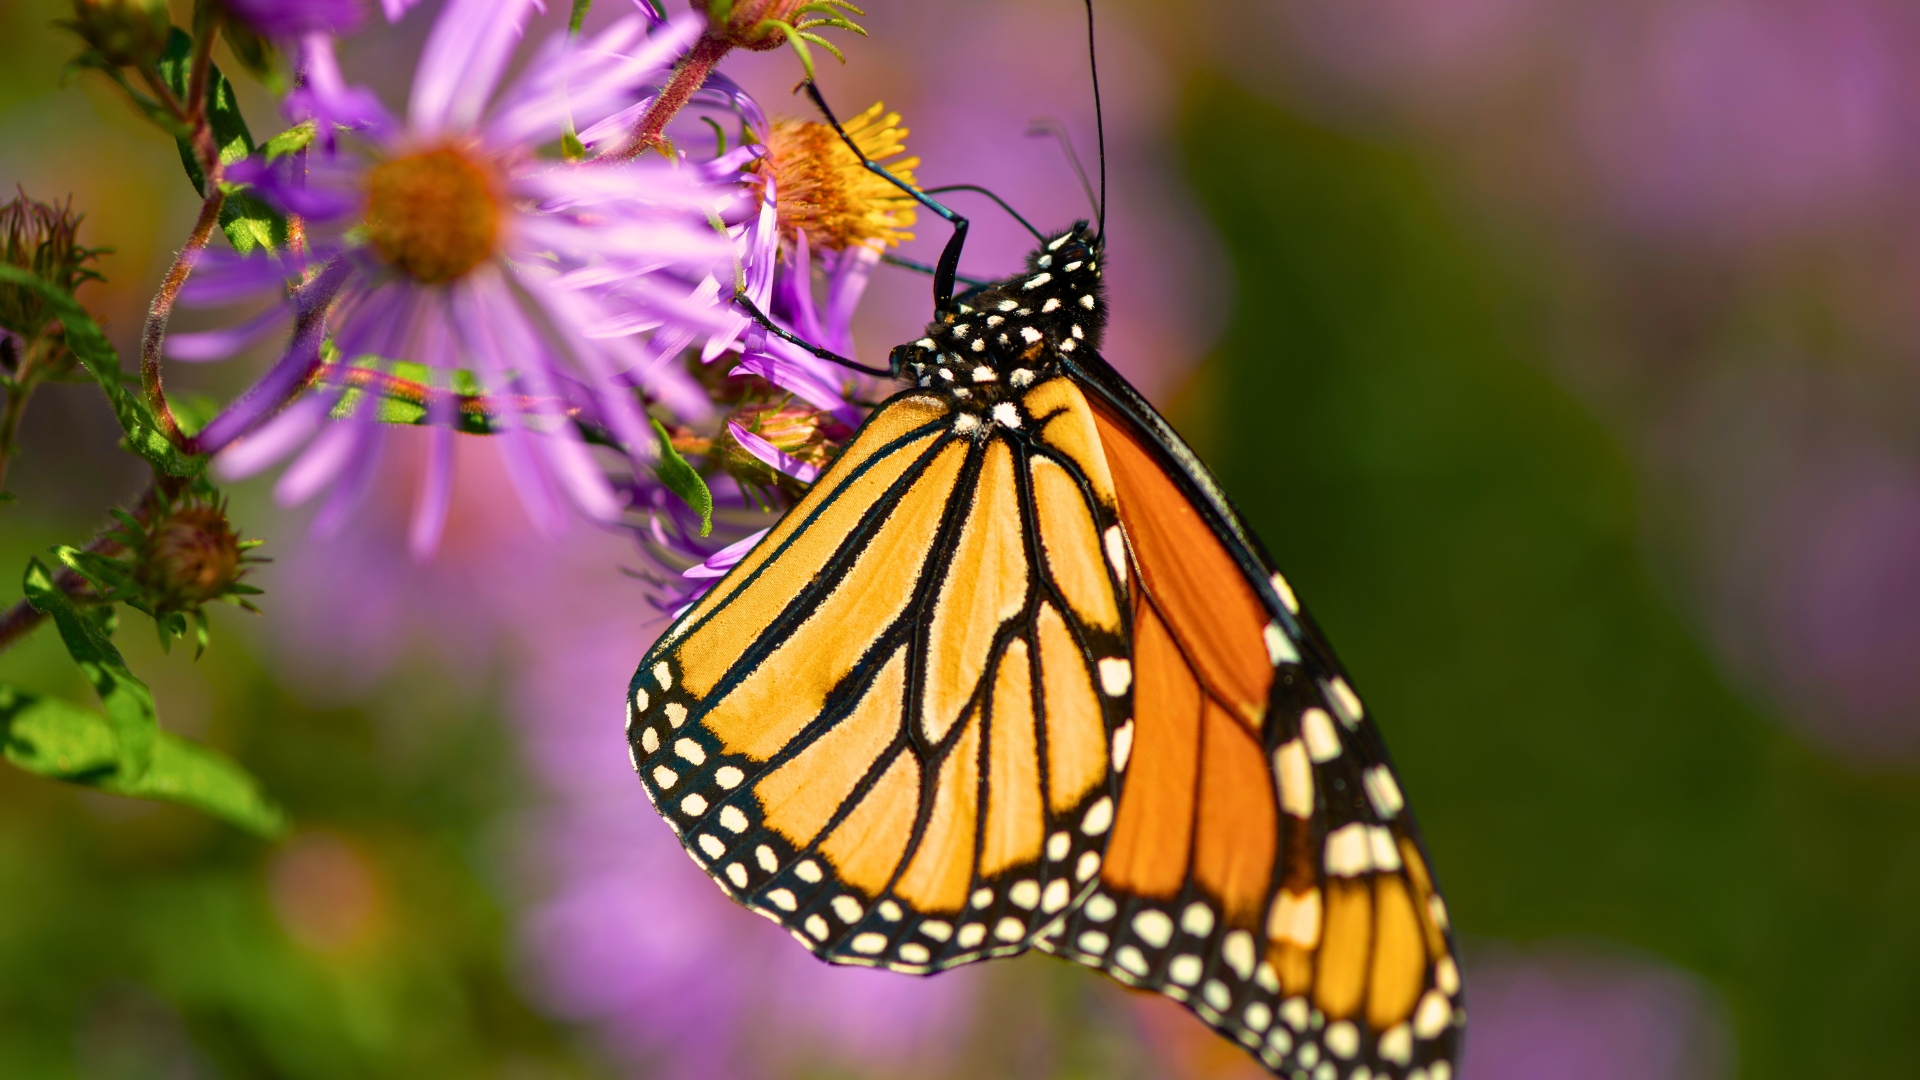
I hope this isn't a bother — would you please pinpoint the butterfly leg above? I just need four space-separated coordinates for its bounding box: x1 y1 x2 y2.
800 81 972 313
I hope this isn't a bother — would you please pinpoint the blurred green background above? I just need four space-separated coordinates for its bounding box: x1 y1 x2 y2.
6 0 1920 1077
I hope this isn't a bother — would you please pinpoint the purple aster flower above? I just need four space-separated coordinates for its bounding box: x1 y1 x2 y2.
180 0 748 558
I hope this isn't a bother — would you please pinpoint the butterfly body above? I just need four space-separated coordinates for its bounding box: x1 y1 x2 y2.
628 223 1463 1078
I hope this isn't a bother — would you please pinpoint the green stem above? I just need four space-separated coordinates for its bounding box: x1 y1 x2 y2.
0 484 157 655
141 187 224 449
0 378 31 495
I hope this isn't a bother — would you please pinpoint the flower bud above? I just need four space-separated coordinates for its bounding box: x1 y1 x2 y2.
138 503 244 609
62 0 172 68
1 190 103 363
716 401 845 491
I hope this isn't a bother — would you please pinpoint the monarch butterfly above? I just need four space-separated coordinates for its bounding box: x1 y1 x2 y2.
625 15 1463 1079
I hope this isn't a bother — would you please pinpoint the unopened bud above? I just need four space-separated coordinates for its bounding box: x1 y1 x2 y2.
1 190 103 364
139 504 244 608
62 0 172 68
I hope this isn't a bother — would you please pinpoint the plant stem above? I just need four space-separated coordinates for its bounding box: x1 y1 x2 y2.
0 380 31 495
141 187 224 447
605 32 734 162
0 485 157 655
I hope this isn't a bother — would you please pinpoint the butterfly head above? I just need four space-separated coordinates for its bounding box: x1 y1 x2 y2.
889 221 1107 403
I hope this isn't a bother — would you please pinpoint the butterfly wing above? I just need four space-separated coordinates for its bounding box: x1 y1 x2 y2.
627 384 1129 971
1037 354 1464 1080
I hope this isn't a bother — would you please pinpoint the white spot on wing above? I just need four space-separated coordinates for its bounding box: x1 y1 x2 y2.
1098 658 1131 696
1008 880 1040 909
1047 831 1070 861
1080 797 1113 835
1269 571 1299 613
674 738 706 765
1414 990 1452 1038
755 844 777 872
992 402 1021 428
1328 677 1364 726
653 766 677 789
794 859 823 883
805 914 829 941
851 932 886 954
1181 902 1214 937
1264 621 1299 665
1076 850 1101 879
1132 909 1174 947
632 687 649 712
1112 719 1134 772
718 805 749 833
1364 765 1404 817
680 793 708 816
1084 893 1116 921
768 888 797 911
1168 954 1203 985
640 728 659 755
1222 929 1256 980
1103 526 1128 585
1326 1020 1359 1059
1041 879 1070 912
697 834 724 859
653 663 672 690
957 923 987 947
715 765 744 789
725 863 748 888
1325 823 1371 876
1302 707 1341 762
831 895 863 923
1077 929 1109 953
898 941 930 963
1268 889 1321 948
665 702 688 728
994 917 1025 941
1274 739 1314 818
1370 826 1403 871
920 920 952 941
1114 945 1149 976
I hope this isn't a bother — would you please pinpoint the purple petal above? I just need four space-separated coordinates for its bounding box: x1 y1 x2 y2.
177 249 301 306
448 276 568 535
486 13 703 149
778 229 827 345
213 388 338 480
310 415 386 536
410 0 540 136
195 258 356 452
823 244 881 359
409 425 455 561
683 528 769 579
274 400 366 506
732 345 856 423
166 303 291 361
286 34 396 135
728 422 820 484
381 0 421 22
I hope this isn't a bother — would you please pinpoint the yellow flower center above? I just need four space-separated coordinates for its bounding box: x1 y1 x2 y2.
363 148 500 284
756 102 918 252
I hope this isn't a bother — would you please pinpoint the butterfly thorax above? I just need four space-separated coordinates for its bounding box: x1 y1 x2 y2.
888 221 1107 431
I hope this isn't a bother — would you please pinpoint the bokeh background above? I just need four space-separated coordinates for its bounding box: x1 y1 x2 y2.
4 0 1918 1077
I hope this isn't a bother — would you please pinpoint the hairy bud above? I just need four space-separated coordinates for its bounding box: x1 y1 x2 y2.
62 0 172 68
137 503 245 609
0 190 104 371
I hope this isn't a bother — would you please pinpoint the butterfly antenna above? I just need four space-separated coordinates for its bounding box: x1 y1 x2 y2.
923 184 1047 242
1024 118 1099 223
800 81 972 311
1083 0 1106 242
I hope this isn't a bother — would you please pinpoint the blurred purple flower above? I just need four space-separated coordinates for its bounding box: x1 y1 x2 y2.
1577 0 1909 240
219 0 369 39
1459 944 1730 1080
179 0 746 558
514 620 981 1080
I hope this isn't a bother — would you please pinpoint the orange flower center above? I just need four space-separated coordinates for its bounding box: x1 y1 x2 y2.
364 148 500 284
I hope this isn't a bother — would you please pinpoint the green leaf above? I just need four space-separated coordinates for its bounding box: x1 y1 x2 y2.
1 685 122 780
157 27 289 254
260 120 316 162
157 28 253 197
0 265 203 477
651 416 713 537
111 730 287 837
52 545 141 601
0 684 286 836
22 557 157 780
216 189 287 255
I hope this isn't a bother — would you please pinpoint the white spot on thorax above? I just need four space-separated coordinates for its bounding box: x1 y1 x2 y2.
915 337 936 349
1047 235 1070 251
1009 368 1035 388
971 365 996 382
1070 325 1084 339
1020 326 1043 344
1024 272 1053 289
953 413 981 434
1064 260 1083 272
1080 294 1095 309
1042 297 1061 312
1059 339 1076 352
998 299 1018 311
970 339 985 352
986 315 1004 326
951 324 970 338
992 402 1021 428
1037 254 1053 268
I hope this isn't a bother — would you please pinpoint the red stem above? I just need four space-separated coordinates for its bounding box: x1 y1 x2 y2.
604 33 734 162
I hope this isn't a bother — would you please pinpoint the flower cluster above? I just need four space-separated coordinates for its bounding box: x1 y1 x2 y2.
169 0 904 577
